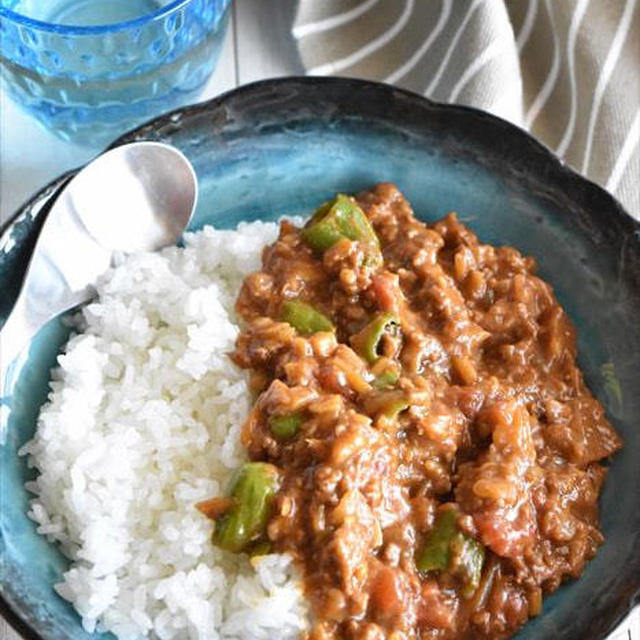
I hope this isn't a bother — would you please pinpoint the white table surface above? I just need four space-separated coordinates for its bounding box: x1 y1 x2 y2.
0 2 638 639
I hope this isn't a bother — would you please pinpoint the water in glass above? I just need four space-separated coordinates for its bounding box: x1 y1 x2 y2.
0 0 230 145
5 0 171 25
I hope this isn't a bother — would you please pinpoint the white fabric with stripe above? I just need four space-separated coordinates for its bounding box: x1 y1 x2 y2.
293 0 640 218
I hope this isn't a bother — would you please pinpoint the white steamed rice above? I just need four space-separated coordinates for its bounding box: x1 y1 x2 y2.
20 222 309 640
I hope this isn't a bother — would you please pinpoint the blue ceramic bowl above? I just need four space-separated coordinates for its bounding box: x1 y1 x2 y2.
1 78 639 640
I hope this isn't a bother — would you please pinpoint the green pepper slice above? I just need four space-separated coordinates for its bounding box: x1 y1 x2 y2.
248 540 272 557
417 509 458 573
212 462 280 553
372 368 400 390
382 395 409 419
301 195 382 266
450 530 485 598
280 301 334 335
416 508 485 599
366 389 409 420
268 413 303 441
351 312 400 363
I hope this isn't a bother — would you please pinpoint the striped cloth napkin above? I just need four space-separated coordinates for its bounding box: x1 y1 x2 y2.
292 0 640 219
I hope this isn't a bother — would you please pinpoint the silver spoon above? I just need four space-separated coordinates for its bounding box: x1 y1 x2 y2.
1 141 197 388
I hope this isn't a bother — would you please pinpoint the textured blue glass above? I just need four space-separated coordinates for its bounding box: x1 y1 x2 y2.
0 0 231 145
0 79 638 640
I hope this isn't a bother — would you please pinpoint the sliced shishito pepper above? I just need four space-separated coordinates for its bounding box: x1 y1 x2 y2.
280 301 334 335
248 540 272 558
416 508 485 598
210 462 281 553
417 509 458 573
450 528 486 598
371 357 401 390
380 393 409 419
372 368 400 390
301 194 382 266
351 312 401 363
268 412 304 441
364 389 409 421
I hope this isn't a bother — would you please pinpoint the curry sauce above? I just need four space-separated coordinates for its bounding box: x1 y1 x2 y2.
206 184 621 640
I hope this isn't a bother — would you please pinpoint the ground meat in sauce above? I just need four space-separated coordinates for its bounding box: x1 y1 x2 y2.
230 183 622 640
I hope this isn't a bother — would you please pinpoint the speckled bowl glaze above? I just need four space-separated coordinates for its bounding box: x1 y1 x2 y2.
1 78 639 640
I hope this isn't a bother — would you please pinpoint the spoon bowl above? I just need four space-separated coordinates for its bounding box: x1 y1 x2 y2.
68 142 197 253
0 141 197 384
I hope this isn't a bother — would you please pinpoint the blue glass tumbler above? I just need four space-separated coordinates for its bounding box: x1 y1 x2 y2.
0 0 232 145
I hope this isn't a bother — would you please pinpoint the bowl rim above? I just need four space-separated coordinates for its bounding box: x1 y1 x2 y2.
0 0 231 36
1 75 638 640
2 77 638 239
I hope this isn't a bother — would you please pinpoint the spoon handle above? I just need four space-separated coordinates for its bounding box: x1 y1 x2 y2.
0 286 91 397
1 294 41 387
0 288 93 397
0 188 110 395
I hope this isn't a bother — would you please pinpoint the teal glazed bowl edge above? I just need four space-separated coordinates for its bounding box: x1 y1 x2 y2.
1 77 639 640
